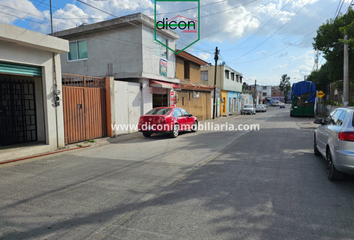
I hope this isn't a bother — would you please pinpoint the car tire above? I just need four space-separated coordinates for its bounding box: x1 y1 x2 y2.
170 124 179 138
314 134 321 156
191 121 198 132
142 132 151 137
327 150 345 181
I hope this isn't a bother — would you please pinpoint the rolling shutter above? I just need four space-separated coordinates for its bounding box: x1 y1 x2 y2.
0 61 42 77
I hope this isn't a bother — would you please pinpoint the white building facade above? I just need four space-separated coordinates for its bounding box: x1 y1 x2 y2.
0 23 69 162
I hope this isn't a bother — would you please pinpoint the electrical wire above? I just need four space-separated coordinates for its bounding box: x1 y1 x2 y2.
228 1 310 63
224 0 294 51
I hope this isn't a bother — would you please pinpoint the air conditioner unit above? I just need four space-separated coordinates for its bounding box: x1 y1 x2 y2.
193 91 199 98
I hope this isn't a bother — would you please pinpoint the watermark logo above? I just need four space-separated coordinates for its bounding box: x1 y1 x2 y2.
154 0 200 54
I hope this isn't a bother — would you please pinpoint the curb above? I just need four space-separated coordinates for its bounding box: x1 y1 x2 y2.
0 145 91 165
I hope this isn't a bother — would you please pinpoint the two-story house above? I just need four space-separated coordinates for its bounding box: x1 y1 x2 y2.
54 13 181 114
256 85 272 104
175 50 213 120
201 64 243 116
271 86 285 102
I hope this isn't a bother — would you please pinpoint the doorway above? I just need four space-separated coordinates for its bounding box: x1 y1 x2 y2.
0 77 37 146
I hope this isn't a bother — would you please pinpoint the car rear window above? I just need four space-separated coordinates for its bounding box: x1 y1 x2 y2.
352 112 354 127
244 105 253 108
146 108 172 115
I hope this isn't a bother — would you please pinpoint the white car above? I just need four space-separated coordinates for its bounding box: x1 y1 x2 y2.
241 105 256 115
256 105 266 112
314 107 354 180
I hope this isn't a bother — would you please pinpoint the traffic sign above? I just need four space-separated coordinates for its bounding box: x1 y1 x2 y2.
317 91 325 98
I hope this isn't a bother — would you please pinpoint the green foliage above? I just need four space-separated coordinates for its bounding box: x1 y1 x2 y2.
279 74 291 99
312 8 354 86
77 144 83 147
84 139 95 143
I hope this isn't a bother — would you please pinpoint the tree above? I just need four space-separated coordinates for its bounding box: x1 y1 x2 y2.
242 82 248 92
312 8 354 85
279 74 291 102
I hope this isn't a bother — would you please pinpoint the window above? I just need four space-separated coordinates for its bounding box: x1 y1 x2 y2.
231 73 235 80
263 93 267 96
180 108 190 116
240 77 242 83
154 34 168 59
337 111 347 126
263 86 267 90
146 108 172 115
201 71 208 81
330 110 343 125
173 109 183 118
182 97 184 106
225 70 229 79
68 40 88 61
236 75 239 82
184 61 190 79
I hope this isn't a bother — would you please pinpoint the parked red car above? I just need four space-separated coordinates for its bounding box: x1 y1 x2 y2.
138 107 198 138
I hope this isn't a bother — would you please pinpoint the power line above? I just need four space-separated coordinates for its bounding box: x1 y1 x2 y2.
227 1 310 63
224 0 294 51
229 29 317 64
200 1 274 40
0 10 50 26
13 0 46 25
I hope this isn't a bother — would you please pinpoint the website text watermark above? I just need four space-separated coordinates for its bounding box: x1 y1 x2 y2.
112 123 260 132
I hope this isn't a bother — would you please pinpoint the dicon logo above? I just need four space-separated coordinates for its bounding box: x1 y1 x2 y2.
154 0 200 55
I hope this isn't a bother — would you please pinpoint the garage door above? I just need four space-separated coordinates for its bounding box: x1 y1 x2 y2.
0 61 42 76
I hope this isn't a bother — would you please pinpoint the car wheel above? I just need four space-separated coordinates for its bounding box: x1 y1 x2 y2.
170 124 179 138
142 132 151 137
191 121 198 132
327 150 345 181
314 134 321 156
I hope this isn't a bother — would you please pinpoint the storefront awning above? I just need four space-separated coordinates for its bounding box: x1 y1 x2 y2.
150 80 180 89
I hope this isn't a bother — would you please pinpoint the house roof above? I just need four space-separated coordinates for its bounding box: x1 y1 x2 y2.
54 13 179 40
0 22 69 53
176 50 208 66
179 80 214 92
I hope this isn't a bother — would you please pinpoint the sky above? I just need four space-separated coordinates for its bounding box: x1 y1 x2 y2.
0 0 352 86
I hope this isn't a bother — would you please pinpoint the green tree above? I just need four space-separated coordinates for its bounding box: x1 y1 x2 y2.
279 74 291 102
312 8 354 84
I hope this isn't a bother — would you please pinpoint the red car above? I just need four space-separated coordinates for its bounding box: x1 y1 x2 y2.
138 107 198 138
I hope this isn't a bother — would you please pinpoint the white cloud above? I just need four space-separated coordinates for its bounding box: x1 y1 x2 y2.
0 0 44 25
274 63 288 68
198 52 211 61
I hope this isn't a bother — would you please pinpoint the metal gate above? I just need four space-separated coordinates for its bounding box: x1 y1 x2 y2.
62 74 107 144
0 78 37 146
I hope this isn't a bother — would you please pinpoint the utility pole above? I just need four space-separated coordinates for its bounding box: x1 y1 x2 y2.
344 35 349 106
213 47 219 119
254 79 257 105
314 49 319 71
50 0 54 35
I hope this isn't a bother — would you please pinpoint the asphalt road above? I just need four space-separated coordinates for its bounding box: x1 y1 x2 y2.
1 106 354 240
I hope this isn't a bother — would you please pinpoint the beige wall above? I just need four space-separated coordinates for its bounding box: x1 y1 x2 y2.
202 65 224 88
176 57 184 80
176 56 202 83
176 90 211 121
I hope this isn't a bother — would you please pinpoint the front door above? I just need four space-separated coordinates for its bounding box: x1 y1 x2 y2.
0 79 37 146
